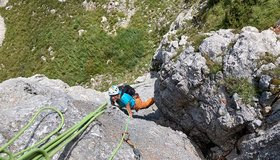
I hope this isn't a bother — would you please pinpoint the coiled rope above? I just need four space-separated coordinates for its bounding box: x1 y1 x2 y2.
0 103 107 160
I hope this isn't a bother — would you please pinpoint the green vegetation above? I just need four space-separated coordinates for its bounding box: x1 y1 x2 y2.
204 55 223 74
177 0 280 52
0 0 183 90
171 46 185 62
269 68 280 78
175 20 208 52
0 0 278 91
257 52 278 67
271 77 280 94
256 52 280 82
225 77 257 104
195 0 280 31
223 0 280 30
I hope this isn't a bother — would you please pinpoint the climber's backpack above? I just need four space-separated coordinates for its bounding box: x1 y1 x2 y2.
118 85 136 97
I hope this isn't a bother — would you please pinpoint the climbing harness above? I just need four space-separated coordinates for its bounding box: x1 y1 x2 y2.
0 103 107 160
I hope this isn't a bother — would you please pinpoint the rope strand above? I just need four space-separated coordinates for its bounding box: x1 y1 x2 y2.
108 117 131 160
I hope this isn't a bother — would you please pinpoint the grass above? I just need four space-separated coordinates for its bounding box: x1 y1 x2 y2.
0 0 184 90
225 77 257 104
170 46 185 62
256 52 280 81
175 0 280 52
204 55 223 74
0 0 279 91
175 20 208 52
204 0 280 30
257 52 279 67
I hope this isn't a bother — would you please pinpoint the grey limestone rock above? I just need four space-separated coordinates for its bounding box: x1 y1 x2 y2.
0 75 204 160
152 26 280 158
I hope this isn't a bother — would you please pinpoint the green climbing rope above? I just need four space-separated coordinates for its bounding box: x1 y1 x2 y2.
0 107 64 160
0 103 107 160
108 117 131 160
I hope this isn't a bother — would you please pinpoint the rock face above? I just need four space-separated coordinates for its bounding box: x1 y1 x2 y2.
234 123 280 160
0 0 7 46
0 16 5 46
0 0 8 7
152 26 280 159
223 27 280 78
0 75 204 160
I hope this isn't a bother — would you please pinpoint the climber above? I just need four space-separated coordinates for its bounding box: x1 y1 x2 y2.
108 85 155 118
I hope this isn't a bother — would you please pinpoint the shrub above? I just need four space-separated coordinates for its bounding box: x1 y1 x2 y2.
225 77 257 104
204 55 223 74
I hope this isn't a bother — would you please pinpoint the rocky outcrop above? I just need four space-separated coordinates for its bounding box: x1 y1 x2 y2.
152 26 280 159
0 75 204 160
234 123 280 160
0 16 5 46
223 27 280 78
0 0 8 47
0 0 8 7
